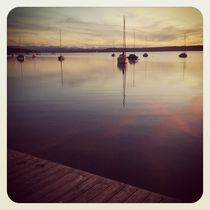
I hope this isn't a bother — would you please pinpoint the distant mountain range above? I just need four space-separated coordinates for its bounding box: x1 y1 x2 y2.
7 45 203 54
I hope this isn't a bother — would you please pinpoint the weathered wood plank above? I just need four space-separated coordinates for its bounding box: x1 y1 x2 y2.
90 182 125 202
108 185 138 203
8 151 46 175
125 188 151 202
42 172 92 202
73 178 114 202
143 192 163 202
10 166 74 203
8 161 61 199
26 171 80 202
7 149 181 203
26 165 72 188
55 175 101 202
8 158 48 180
8 154 34 174
8 149 26 160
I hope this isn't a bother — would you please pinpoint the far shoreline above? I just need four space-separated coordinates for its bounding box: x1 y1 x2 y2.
7 45 203 54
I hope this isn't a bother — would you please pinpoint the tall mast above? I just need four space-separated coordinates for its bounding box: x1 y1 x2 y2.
133 32 135 52
60 30 62 56
113 41 115 53
19 36 21 47
123 16 126 55
184 34 186 53
19 36 22 53
145 37 147 48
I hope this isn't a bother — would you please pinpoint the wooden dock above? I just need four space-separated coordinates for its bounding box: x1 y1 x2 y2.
8 149 179 203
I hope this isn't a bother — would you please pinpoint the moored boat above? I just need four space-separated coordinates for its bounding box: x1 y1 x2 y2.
58 30 65 62
179 34 188 58
117 16 127 65
143 52 148 57
17 54 25 62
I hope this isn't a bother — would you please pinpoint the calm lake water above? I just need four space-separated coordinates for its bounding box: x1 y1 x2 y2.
8 51 203 202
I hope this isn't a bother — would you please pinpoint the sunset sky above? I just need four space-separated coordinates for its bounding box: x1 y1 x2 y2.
7 7 203 48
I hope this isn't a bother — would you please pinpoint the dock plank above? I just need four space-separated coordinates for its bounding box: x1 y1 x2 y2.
8 149 26 160
55 176 101 202
8 163 67 201
42 172 91 202
8 151 46 175
143 192 163 203
90 182 125 202
26 172 78 202
8 154 34 174
125 188 151 202
108 185 138 203
7 149 180 203
8 158 48 180
73 178 114 202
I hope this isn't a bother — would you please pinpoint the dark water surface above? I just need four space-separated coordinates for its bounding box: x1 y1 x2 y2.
8 52 203 202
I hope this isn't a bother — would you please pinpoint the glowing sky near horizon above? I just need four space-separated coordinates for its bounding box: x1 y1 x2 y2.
7 7 203 48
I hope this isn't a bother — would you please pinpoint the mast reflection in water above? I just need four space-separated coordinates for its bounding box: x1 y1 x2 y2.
117 62 127 108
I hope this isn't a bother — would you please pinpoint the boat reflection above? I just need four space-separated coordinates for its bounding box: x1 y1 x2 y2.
19 61 23 78
117 63 127 108
144 59 148 79
112 56 115 71
129 59 137 88
128 59 138 65
60 60 64 86
182 59 186 80
33 58 36 72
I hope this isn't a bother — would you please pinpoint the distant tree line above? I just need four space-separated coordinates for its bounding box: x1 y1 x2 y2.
7 45 203 54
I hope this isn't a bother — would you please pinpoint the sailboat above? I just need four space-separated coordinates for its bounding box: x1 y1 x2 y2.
32 50 36 58
143 52 148 57
32 49 36 58
143 37 148 57
117 16 127 65
16 37 25 62
128 32 138 61
179 34 187 58
32 54 36 58
17 54 25 62
58 30 64 62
